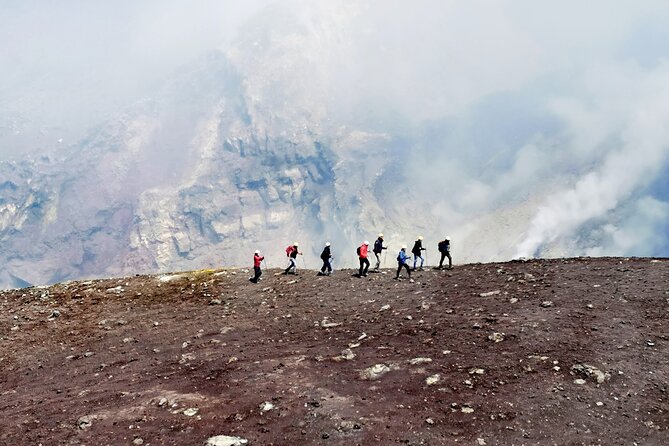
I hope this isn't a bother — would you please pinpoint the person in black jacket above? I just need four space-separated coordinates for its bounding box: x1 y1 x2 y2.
319 242 333 275
373 233 387 271
411 236 426 271
438 236 452 269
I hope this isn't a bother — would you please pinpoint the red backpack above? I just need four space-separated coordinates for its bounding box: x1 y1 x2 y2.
286 246 295 257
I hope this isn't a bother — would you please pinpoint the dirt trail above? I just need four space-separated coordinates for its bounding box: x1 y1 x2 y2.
1 258 668 445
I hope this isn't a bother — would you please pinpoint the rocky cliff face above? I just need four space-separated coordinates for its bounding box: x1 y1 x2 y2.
4 4 666 288
0 35 417 288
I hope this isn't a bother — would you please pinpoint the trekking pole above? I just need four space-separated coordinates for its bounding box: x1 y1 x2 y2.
425 249 428 268
301 254 307 270
384 249 387 268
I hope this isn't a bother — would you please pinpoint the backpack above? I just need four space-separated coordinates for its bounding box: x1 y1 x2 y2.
286 246 295 257
356 246 361 256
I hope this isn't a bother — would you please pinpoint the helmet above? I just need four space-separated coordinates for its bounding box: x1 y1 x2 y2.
293 242 299 246
254 250 260 254
445 236 450 241
364 240 369 245
325 242 331 247
378 233 384 238
401 245 407 250
418 235 424 240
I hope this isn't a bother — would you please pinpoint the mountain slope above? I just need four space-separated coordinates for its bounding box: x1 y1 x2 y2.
1 258 668 444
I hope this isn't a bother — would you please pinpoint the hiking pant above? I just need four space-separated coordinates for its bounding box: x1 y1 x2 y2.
251 266 262 282
396 262 411 279
439 252 452 269
359 257 370 276
320 258 332 274
285 258 297 274
413 254 424 269
374 252 382 270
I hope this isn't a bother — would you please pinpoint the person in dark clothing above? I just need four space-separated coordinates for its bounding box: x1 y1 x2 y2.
284 242 302 274
373 233 387 271
395 246 412 280
438 236 452 269
411 236 426 270
250 250 264 283
357 241 370 277
319 242 333 275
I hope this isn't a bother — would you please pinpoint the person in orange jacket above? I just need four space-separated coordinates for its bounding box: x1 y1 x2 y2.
357 240 370 277
250 250 264 283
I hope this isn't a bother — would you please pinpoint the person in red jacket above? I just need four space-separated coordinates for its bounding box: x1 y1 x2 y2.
357 240 370 277
250 250 264 283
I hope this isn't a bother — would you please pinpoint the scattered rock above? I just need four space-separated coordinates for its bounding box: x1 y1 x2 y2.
209 299 222 305
48 309 61 320
477 438 487 445
205 435 249 446
509 297 518 304
133 438 144 445
571 364 611 384
183 408 199 417
461 405 474 414
320 318 342 328
425 418 434 425
574 379 586 385
409 357 432 365
77 415 94 430
379 304 391 312
479 290 500 297
426 374 440 385
540 301 554 308
469 368 485 375
488 332 505 343
333 348 356 361
259 401 275 412
360 364 391 380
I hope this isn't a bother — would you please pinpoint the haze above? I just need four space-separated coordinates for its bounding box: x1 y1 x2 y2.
1 0 669 266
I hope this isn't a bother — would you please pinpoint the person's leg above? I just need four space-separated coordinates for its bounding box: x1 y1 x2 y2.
374 253 381 270
439 253 445 269
404 263 411 278
363 258 370 276
413 255 417 270
284 260 291 274
321 259 327 273
419 255 424 269
447 252 452 268
395 263 402 279
292 258 297 274
359 258 364 276
327 259 332 273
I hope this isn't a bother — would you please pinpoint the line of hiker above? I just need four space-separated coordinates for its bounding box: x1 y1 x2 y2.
249 235 453 283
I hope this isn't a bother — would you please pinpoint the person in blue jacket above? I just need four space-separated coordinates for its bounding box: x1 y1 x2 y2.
395 246 412 280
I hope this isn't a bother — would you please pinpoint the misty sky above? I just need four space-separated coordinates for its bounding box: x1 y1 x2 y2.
2 0 669 259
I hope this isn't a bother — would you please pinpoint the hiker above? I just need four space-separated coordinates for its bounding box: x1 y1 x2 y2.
319 242 333 275
411 236 426 270
284 242 302 275
373 233 387 271
438 236 452 269
250 250 264 283
357 240 370 277
395 246 412 280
